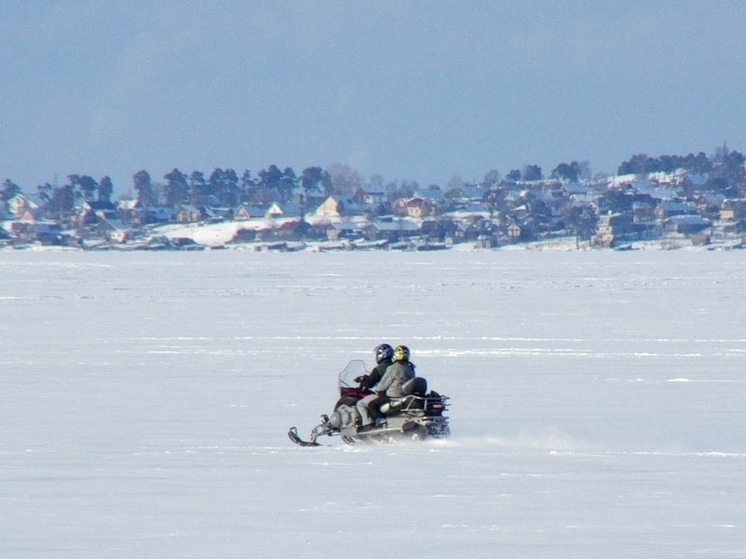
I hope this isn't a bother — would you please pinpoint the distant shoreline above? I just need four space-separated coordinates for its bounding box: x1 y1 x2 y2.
3 236 744 253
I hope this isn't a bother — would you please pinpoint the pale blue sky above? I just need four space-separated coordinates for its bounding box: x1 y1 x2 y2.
2 1 745 193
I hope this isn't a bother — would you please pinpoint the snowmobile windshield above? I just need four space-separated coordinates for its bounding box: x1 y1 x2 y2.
338 360 369 389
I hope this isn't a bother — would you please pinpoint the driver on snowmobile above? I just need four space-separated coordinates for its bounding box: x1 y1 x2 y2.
355 343 394 429
356 344 415 430
354 343 393 389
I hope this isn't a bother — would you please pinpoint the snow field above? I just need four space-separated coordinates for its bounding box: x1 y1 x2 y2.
1 249 745 557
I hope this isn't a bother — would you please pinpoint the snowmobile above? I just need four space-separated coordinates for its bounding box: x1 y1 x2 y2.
288 360 450 446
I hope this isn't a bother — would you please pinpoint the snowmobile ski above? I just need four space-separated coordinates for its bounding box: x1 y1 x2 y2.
287 426 322 447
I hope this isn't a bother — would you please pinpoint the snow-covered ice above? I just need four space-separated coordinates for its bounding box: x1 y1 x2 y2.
1 249 745 558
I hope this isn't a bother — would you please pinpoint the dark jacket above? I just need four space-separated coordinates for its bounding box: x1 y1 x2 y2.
358 358 392 390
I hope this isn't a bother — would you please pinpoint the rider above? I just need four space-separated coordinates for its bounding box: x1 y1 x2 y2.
354 343 393 390
357 344 415 430
377 345 416 398
355 344 394 429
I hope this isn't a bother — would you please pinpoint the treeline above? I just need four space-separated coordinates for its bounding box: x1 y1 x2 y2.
2 146 745 214
0 163 422 214
0 166 322 218
617 145 745 178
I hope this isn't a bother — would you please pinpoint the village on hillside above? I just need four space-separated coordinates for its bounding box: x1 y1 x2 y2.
2 168 745 251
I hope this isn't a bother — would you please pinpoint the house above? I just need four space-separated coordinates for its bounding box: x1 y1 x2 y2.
353 187 387 211
665 215 710 235
693 193 726 215
119 199 174 225
233 204 266 220
117 199 143 225
442 207 490 226
655 201 691 220
0 224 11 244
415 186 446 206
0 203 12 221
75 200 118 227
314 196 362 218
7 193 46 220
292 185 327 208
9 221 36 243
462 184 486 202
463 218 499 243
507 223 522 242
593 213 635 247
176 205 202 223
562 182 589 199
632 201 657 224
5 220 63 244
144 207 176 224
678 173 710 198
719 199 746 222
274 218 307 240
316 220 365 241
34 223 65 245
202 206 232 222
393 199 409 216
420 217 461 242
266 201 302 218
404 197 434 218
98 219 134 243
265 202 283 218
366 218 421 242
86 200 117 216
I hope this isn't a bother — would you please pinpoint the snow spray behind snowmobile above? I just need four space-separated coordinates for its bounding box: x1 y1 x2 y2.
288 360 450 446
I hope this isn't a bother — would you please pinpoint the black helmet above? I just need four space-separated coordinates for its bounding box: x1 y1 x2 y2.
374 343 394 364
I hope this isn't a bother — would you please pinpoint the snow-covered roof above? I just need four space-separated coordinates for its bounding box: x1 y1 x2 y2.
666 215 709 226
415 187 446 202
102 219 132 232
271 202 302 217
686 173 709 186
563 183 587 195
117 199 139 210
660 201 691 212
369 219 422 232
9 193 46 207
237 204 266 218
461 185 486 200
331 220 365 231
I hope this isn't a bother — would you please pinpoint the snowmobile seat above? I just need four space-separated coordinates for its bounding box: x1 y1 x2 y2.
402 376 428 397
379 377 428 414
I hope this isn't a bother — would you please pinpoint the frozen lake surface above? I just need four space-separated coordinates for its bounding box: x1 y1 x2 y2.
1 249 745 558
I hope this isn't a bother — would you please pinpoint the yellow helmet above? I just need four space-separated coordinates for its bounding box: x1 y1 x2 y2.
393 345 410 362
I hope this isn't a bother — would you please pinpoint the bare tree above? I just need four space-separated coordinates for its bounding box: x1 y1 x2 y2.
327 163 363 197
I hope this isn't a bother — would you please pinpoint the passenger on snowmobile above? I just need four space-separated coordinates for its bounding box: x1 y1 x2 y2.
355 344 394 428
378 345 416 397
357 344 415 429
